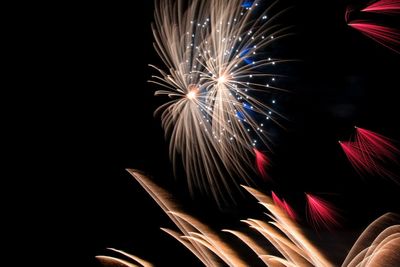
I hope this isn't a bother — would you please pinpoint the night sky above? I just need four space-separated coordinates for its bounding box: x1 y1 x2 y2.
52 0 400 266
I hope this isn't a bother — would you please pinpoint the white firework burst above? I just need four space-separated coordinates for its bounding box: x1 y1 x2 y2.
150 0 291 205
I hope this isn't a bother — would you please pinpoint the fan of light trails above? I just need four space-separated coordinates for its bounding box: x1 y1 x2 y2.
305 194 340 231
346 2 400 54
339 141 370 176
97 170 400 267
150 0 291 205
341 212 400 267
339 127 399 183
254 148 270 180
355 127 399 162
362 0 400 14
123 169 334 267
347 21 400 54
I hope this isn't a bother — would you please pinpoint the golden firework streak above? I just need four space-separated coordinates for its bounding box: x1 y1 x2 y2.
97 170 400 267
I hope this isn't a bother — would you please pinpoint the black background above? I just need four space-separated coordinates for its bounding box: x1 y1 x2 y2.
35 0 400 266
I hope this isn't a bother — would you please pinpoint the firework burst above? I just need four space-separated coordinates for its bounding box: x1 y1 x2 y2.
346 1 400 54
150 0 291 205
254 148 270 180
347 21 400 54
305 193 340 231
97 170 400 267
339 127 399 183
362 0 400 14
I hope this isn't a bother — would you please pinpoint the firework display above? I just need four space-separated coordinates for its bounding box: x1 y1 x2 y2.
93 0 400 266
151 0 290 204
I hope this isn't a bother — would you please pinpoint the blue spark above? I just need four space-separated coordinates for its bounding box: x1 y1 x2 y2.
242 102 252 110
244 58 253 64
241 0 254 8
239 48 250 57
236 111 245 120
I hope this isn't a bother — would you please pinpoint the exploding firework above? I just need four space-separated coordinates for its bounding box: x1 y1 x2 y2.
354 127 399 162
97 170 400 267
362 0 400 14
305 193 340 231
341 212 400 267
339 127 399 183
347 21 400 54
346 1 400 54
254 148 270 180
150 0 291 205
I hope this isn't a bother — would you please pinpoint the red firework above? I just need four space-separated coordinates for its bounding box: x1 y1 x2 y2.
272 191 285 209
355 127 399 162
339 141 372 176
254 148 269 180
362 0 400 14
272 191 297 220
305 193 340 230
348 21 400 54
283 200 297 220
340 127 399 181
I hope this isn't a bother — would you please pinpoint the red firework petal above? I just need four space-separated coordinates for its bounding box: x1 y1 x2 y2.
305 193 340 230
348 21 400 54
283 200 297 220
356 127 399 162
362 0 400 14
272 191 285 210
254 148 269 180
340 141 371 175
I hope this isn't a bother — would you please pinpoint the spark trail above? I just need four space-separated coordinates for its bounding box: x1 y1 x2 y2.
254 148 269 180
305 193 340 231
362 0 400 14
347 21 400 54
340 127 399 183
